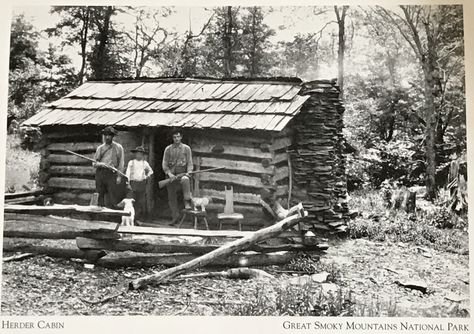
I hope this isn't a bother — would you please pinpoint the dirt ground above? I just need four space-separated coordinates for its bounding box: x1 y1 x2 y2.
1 237 469 317
322 238 469 317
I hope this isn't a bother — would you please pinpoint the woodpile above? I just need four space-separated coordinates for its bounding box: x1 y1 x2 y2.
289 80 349 233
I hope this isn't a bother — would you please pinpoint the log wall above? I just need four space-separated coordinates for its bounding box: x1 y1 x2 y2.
39 125 142 205
186 129 292 225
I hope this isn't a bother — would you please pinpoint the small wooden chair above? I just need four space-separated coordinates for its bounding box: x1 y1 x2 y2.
218 186 244 230
178 209 210 230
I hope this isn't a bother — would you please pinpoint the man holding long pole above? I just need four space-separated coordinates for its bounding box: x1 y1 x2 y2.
93 126 125 208
162 129 193 224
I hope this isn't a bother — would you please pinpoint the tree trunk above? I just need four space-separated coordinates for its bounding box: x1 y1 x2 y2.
423 49 439 200
223 6 233 77
129 212 304 289
334 6 348 98
91 6 114 79
250 7 257 77
78 8 90 84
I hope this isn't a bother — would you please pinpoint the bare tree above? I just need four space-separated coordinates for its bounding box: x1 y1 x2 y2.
47 6 92 84
173 12 214 76
123 8 171 78
334 5 349 97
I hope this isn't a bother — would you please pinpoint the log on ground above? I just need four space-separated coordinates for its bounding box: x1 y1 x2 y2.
76 237 325 254
4 189 44 200
129 212 305 289
2 238 296 268
2 238 105 261
99 251 296 269
3 214 119 239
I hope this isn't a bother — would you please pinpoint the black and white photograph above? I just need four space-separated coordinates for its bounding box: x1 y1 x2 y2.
0 1 470 322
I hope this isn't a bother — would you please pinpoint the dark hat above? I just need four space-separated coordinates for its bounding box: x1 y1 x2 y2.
101 126 117 135
131 146 147 154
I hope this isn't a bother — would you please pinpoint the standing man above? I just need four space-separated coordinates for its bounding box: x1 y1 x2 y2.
162 129 193 224
93 126 125 208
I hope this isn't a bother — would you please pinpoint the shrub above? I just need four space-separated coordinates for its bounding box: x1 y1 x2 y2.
229 283 355 316
5 134 40 192
347 190 469 254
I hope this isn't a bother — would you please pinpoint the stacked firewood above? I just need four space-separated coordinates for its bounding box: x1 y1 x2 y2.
289 80 349 233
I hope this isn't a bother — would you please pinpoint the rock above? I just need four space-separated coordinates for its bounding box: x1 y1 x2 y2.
445 292 469 303
311 272 329 283
348 211 360 219
321 283 339 293
288 275 312 286
395 279 428 294
416 246 429 253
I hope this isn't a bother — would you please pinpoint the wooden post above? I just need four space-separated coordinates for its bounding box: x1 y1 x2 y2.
287 150 292 209
146 131 155 215
193 156 201 197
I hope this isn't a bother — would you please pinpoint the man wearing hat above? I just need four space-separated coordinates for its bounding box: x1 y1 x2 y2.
125 146 153 221
162 129 193 224
93 126 125 208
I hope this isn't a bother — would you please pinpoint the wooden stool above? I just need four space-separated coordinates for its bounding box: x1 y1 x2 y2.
178 209 210 230
218 186 244 231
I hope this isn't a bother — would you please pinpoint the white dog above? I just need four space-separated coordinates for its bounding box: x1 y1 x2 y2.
191 197 211 212
117 198 135 227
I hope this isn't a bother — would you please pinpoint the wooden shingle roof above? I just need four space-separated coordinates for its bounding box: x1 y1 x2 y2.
24 78 310 131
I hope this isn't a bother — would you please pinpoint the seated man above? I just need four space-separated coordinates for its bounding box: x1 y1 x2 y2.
162 129 193 225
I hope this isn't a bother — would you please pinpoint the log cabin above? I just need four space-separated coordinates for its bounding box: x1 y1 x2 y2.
23 77 348 233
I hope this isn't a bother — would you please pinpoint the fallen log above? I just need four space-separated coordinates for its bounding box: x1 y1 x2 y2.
2 253 35 262
5 196 39 205
100 252 295 268
2 239 295 268
2 239 106 261
129 212 305 289
175 267 274 280
3 214 118 239
4 204 129 217
4 189 44 200
76 237 324 254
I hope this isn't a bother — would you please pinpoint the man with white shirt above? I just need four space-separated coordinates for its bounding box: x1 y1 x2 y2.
125 146 153 221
